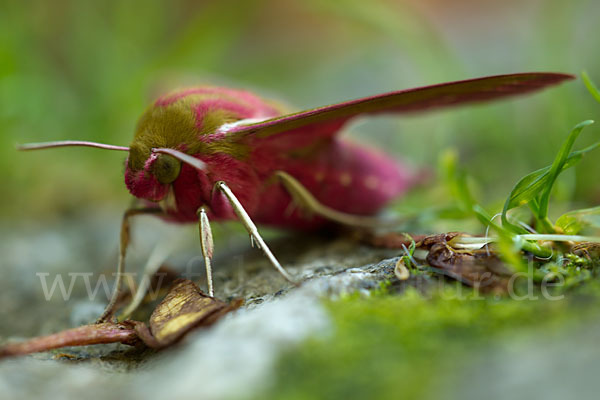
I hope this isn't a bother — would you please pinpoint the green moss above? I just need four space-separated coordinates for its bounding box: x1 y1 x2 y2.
261 281 600 400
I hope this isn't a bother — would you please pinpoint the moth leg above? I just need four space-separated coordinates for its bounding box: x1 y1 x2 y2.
118 228 184 321
198 207 215 297
275 170 394 228
97 207 163 323
214 181 296 284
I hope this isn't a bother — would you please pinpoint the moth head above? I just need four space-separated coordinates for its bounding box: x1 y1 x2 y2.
125 144 206 202
125 140 183 202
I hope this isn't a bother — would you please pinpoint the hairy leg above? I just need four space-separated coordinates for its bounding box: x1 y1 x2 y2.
214 181 296 284
275 170 398 228
96 207 163 323
198 207 215 297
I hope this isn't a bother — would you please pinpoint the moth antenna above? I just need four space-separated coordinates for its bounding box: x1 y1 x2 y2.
17 140 129 152
152 148 207 171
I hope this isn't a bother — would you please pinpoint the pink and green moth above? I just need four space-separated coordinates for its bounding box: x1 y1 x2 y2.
19 72 574 321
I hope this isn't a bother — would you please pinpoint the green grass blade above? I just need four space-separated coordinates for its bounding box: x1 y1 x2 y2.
501 167 548 233
556 206 600 234
473 205 552 259
440 149 475 212
501 123 598 233
537 120 594 222
582 71 600 103
563 142 600 168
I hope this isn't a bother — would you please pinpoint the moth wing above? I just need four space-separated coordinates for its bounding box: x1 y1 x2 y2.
226 73 573 141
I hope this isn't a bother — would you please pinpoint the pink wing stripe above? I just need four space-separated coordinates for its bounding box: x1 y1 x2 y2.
228 72 574 139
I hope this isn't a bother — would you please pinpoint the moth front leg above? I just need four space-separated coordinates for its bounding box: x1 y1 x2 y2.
198 207 215 297
97 207 163 323
214 181 296 284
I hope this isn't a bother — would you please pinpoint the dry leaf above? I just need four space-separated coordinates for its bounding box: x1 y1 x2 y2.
133 279 242 349
394 258 410 280
572 242 600 261
416 232 462 250
423 234 511 293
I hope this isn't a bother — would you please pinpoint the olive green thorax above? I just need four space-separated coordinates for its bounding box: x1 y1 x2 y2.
128 95 250 172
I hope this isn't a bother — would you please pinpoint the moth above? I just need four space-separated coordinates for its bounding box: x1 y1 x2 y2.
19 72 573 321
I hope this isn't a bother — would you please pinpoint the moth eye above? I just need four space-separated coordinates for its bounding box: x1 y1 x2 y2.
153 154 182 184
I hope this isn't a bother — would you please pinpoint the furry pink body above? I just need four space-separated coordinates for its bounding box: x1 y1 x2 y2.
122 74 573 229
124 87 414 230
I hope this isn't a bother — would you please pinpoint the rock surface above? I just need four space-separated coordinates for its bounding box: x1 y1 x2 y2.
2 212 600 400
0 212 400 399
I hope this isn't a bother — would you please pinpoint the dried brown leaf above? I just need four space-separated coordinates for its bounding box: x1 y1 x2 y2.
394 258 410 281
572 242 600 260
422 234 511 293
134 279 242 349
416 232 462 250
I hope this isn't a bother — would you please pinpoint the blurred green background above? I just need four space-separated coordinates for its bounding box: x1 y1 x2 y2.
1 0 599 222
